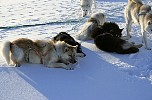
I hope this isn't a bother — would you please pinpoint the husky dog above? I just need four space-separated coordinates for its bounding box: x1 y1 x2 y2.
91 22 123 39
124 0 152 50
1 38 77 70
92 22 142 54
53 32 86 57
80 0 96 17
76 12 106 40
94 33 142 54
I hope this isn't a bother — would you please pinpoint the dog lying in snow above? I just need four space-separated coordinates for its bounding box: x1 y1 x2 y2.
91 22 123 39
124 0 152 50
1 38 78 70
76 12 106 40
92 22 142 54
53 32 86 57
80 0 96 17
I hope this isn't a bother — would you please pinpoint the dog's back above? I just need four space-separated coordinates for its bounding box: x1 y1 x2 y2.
12 38 35 51
94 34 139 54
91 22 123 39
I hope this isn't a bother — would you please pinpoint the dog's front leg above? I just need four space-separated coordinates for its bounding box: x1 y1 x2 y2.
125 21 132 39
93 0 96 8
142 31 151 50
47 63 75 70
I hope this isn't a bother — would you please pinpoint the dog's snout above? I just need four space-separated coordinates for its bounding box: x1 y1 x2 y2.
70 59 77 64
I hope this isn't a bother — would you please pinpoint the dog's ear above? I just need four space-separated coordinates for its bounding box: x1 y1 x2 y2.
64 44 77 53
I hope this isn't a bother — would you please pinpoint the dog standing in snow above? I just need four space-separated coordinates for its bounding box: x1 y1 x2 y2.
76 12 106 40
80 0 96 17
124 0 152 50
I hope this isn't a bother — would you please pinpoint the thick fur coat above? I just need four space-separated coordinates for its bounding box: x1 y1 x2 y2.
124 0 152 50
76 12 106 40
1 38 77 70
92 22 142 54
53 32 86 57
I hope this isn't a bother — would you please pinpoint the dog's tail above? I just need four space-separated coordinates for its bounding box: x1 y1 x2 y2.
128 0 142 4
116 47 139 54
1 41 12 65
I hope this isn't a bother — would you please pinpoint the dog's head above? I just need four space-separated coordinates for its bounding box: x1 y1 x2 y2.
145 14 152 34
81 5 90 17
53 32 86 58
102 22 123 38
90 13 106 25
55 41 78 64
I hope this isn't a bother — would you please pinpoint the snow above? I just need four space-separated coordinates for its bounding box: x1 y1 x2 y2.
0 0 152 100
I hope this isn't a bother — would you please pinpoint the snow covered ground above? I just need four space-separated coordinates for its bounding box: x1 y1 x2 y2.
0 0 152 100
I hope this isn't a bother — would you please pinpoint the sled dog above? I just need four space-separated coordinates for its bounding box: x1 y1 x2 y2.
80 0 96 17
53 32 86 57
94 33 142 54
1 38 77 70
91 22 123 39
124 0 152 49
76 12 106 40
92 22 142 54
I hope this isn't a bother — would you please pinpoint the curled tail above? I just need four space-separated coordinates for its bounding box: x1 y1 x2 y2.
128 0 142 4
1 41 12 65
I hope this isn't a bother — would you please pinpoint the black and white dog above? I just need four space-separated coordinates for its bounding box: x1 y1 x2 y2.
92 22 142 54
53 32 86 57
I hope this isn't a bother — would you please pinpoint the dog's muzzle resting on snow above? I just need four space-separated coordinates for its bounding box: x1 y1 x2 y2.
124 0 152 50
1 38 78 70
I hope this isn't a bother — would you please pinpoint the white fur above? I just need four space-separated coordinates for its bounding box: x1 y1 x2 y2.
124 0 152 50
76 12 106 40
80 0 96 17
1 41 11 65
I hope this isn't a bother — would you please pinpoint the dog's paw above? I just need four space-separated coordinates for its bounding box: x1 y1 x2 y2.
14 63 21 67
145 47 151 50
65 65 75 70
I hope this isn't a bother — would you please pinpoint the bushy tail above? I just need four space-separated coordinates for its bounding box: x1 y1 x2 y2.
128 0 142 4
1 41 11 65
